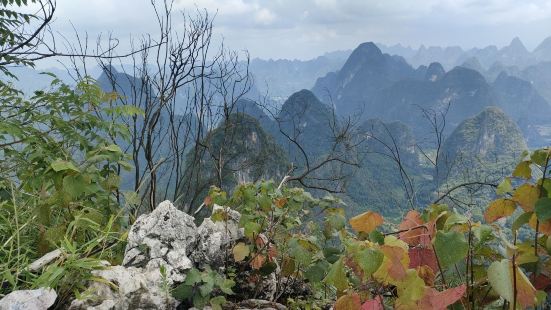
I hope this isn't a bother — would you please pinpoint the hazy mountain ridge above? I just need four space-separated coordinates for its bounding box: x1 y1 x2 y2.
310 40 551 147
379 36 551 70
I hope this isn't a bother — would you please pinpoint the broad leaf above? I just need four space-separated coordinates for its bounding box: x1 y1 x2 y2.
354 248 384 278
232 243 249 262
398 211 428 246
349 211 383 233
433 231 468 268
535 197 551 222
324 257 348 293
417 285 466 310
50 159 80 172
361 295 383 310
488 259 537 308
484 199 516 223
513 160 532 179
335 293 361 310
408 248 438 272
513 184 540 212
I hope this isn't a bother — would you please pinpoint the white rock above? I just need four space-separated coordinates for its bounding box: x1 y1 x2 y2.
192 204 243 267
0 288 57 310
68 265 178 310
123 200 197 283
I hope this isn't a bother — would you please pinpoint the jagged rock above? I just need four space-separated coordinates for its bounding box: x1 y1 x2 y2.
123 200 197 283
192 204 243 268
0 288 57 310
68 265 178 310
70 201 281 309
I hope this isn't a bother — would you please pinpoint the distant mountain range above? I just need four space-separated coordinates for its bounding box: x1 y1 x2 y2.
378 36 551 70
4 36 548 216
310 41 551 147
245 36 551 103
248 51 350 103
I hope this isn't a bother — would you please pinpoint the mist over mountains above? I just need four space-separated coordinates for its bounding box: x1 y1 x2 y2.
7 35 551 215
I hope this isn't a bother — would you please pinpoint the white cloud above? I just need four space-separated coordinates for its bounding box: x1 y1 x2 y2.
175 0 254 15
254 8 276 25
24 0 551 60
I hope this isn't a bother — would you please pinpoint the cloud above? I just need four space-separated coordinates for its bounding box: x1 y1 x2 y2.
175 0 253 15
27 0 551 61
254 8 276 25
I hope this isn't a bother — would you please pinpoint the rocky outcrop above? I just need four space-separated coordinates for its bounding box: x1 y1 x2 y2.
0 288 57 310
123 200 197 283
69 265 178 310
192 205 243 268
69 200 279 309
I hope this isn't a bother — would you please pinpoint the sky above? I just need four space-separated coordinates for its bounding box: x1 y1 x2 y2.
37 0 551 61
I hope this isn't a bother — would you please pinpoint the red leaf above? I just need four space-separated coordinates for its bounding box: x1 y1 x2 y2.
398 211 432 246
534 274 551 292
251 254 266 270
361 295 383 310
418 285 466 310
408 247 438 272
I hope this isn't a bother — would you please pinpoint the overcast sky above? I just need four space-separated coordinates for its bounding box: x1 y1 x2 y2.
44 0 551 61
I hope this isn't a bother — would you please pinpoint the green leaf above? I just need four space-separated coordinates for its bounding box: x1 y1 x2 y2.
304 261 330 283
513 161 532 179
473 224 493 243
244 222 261 240
322 246 341 264
104 144 122 153
369 230 385 245
354 248 383 277
288 238 314 266
62 174 88 198
218 279 235 295
497 177 513 195
444 213 468 229
323 257 348 293
183 268 202 285
433 231 468 268
513 212 533 232
259 261 278 276
210 296 226 310
50 160 80 172
535 198 551 221
172 284 193 301
199 281 214 297
531 149 550 166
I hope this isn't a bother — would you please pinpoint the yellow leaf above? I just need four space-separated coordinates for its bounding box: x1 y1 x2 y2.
232 242 249 262
349 211 384 233
484 199 516 223
512 184 540 212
